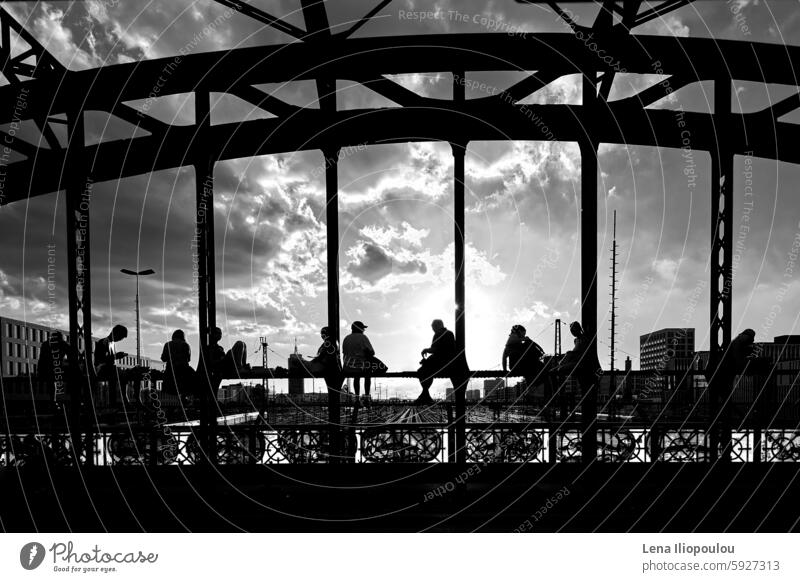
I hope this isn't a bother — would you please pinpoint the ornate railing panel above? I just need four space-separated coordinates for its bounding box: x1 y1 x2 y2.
763 430 800 462
360 427 444 463
556 430 583 462
599 428 647 462
0 433 84 467
465 428 546 463
658 429 710 462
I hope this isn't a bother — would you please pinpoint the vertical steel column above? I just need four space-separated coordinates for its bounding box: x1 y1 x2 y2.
452 140 467 465
710 78 733 461
65 109 93 465
195 89 217 464
302 0 340 455
580 74 599 464
323 146 342 459
451 71 468 465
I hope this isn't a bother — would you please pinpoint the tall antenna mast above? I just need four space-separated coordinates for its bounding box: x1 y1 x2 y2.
609 210 618 373
554 318 562 356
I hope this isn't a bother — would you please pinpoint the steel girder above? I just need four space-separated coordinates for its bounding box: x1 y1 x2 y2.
0 33 797 205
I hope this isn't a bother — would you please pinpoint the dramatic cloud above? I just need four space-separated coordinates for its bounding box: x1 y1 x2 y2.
2 0 800 391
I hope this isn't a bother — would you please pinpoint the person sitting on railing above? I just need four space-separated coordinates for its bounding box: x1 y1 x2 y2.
94 324 129 406
502 324 545 390
220 340 250 380
161 329 195 402
343 321 380 405
551 322 601 418
37 331 80 402
416 319 470 406
555 321 601 376
306 326 344 396
197 326 226 401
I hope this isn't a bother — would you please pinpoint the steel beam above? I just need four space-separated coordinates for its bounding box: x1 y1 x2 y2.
452 70 468 465
3 33 800 131
323 145 342 458
65 109 93 464
580 74 599 464
4 102 800 205
709 78 733 462
195 89 218 464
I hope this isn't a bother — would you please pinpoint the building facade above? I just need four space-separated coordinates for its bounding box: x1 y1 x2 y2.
1 314 163 377
287 350 305 395
639 328 695 372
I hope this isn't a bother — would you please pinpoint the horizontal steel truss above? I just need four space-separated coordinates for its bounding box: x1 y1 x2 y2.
0 32 799 203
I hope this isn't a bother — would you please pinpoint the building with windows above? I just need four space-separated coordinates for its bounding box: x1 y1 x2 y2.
639 328 695 372
0 316 91 377
1 314 163 377
466 389 481 402
287 344 305 395
483 378 504 400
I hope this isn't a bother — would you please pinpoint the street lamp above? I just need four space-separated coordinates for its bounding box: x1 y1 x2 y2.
120 268 155 366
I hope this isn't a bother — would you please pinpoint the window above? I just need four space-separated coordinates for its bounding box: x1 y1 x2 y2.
4 323 9 337
6 343 11 357
15 344 21 357
7 362 12 375
32 346 37 359
14 324 20 339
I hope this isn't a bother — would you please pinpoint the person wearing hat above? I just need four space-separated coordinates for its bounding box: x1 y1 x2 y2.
342 321 376 404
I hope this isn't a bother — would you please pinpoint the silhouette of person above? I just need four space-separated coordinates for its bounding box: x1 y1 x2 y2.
707 328 756 459
502 324 545 391
557 322 600 375
553 321 600 417
197 326 226 399
342 321 375 404
37 331 80 402
416 319 469 405
220 340 250 380
94 324 128 405
308 326 343 395
161 329 195 400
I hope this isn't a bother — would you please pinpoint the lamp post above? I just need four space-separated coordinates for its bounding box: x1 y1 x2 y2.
120 268 155 366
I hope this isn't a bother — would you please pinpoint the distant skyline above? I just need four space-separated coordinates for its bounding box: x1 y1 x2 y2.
2 1 800 399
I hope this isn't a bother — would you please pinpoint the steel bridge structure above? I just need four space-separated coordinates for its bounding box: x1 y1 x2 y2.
1 0 799 467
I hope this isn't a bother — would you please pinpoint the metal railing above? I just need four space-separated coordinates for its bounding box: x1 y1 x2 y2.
3 422 800 467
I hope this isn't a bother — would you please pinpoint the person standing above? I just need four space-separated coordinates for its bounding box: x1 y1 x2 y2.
342 321 375 404
416 319 469 405
94 324 128 406
552 321 600 419
707 328 756 460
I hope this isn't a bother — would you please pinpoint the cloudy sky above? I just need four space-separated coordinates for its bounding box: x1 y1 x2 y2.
2 0 800 396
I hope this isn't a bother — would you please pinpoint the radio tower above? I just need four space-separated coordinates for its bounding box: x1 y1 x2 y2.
609 211 619 413
609 211 619 372
554 318 562 356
